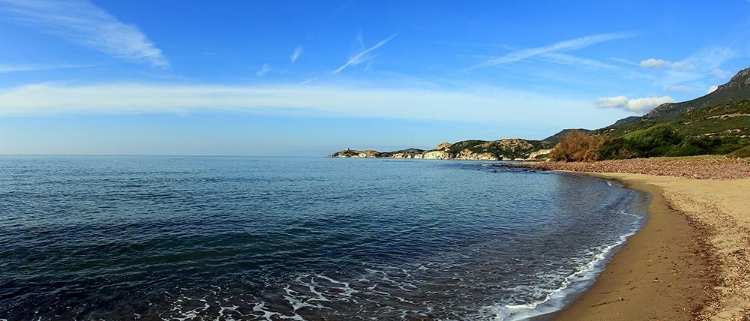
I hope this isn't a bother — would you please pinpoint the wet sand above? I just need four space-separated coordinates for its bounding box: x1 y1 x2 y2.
531 157 750 320
554 175 717 320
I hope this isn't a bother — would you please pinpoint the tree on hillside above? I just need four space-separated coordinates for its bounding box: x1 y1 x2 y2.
549 131 604 162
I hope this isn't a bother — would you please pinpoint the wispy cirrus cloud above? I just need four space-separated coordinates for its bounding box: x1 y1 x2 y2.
297 77 319 86
467 32 632 70
662 85 693 93
0 0 168 67
290 46 304 63
712 68 731 79
333 32 399 74
641 47 737 87
673 47 735 73
0 82 592 127
0 63 96 73
256 64 271 77
538 53 622 70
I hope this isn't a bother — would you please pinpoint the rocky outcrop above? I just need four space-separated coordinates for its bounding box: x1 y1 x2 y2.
477 139 534 152
420 150 453 159
390 150 426 158
329 148 379 158
527 149 552 160
434 142 452 151
455 149 500 160
328 138 553 161
716 67 750 92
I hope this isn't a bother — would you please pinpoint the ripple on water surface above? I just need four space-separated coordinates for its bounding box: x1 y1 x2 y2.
0 156 647 320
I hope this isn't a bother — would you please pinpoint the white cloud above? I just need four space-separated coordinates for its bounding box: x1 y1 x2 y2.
707 85 719 94
0 83 592 127
594 96 628 108
0 0 168 67
468 32 632 70
595 95 673 113
333 33 399 74
662 85 693 93
639 58 692 69
290 46 304 63
626 96 674 112
256 64 271 77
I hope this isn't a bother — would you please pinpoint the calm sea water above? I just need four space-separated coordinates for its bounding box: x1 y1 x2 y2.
0 156 647 320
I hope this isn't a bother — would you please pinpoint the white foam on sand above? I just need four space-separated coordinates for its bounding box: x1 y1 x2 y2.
474 210 644 320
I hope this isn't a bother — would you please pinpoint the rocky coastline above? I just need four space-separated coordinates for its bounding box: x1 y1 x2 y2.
329 139 553 161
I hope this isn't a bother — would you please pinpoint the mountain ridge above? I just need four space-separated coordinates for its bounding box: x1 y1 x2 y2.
642 67 750 122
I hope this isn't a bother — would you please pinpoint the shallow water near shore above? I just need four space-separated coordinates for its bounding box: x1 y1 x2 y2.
0 156 647 320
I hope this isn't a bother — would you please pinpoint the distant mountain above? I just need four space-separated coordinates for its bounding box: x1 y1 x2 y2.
542 129 592 144
589 68 750 158
642 68 750 122
599 67 750 135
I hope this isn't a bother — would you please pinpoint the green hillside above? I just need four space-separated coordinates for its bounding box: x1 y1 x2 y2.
445 139 551 157
556 68 750 160
597 100 750 139
593 99 750 159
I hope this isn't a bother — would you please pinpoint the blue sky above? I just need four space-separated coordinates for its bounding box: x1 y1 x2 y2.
1 0 750 156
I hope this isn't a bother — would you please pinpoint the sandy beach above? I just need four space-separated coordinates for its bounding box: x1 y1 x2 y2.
527 157 750 320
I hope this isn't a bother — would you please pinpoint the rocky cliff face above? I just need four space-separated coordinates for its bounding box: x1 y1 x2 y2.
420 150 453 159
455 149 500 160
528 149 552 159
717 67 750 92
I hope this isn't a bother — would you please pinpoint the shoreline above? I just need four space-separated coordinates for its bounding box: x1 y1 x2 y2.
524 157 750 320
552 173 718 320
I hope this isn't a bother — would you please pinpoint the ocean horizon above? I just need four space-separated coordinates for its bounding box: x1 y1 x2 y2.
0 156 647 320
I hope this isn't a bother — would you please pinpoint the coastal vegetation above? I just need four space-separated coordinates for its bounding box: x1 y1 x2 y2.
331 68 750 162
550 98 750 161
548 130 603 162
548 68 750 161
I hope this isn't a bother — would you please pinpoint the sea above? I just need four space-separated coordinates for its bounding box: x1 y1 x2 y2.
0 156 648 320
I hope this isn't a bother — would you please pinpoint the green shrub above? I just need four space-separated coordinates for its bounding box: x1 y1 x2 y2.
665 136 723 157
623 124 683 157
713 138 745 155
599 124 683 159
729 145 750 158
598 138 639 159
